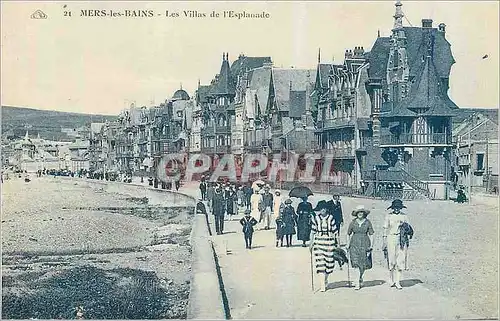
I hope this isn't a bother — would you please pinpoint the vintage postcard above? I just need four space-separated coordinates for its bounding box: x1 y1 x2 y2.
1 1 498 319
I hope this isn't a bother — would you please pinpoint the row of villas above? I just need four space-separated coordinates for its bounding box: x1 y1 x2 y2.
87 2 498 200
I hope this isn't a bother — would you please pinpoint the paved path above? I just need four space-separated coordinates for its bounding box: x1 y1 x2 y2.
169 181 479 319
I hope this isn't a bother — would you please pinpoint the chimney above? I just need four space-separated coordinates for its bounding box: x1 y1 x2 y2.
422 19 433 28
353 46 365 58
438 23 446 33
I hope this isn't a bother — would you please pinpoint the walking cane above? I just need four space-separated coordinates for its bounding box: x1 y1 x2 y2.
345 233 351 288
310 250 314 292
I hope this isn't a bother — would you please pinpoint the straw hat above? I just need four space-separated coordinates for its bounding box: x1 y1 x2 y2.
351 205 370 216
284 198 292 204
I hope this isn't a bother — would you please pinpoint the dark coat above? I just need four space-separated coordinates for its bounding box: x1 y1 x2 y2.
262 192 273 209
199 182 207 192
296 201 313 241
240 216 258 234
281 205 297 235
212 192 226 216
226 190 235 214
399 222 414 249
327 200 343 226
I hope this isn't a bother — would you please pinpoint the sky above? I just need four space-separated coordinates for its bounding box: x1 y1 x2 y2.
1 1 499 115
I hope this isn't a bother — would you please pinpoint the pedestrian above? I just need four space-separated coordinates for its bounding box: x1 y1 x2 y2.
240 209 258 249
281 199 297 247
212 186 226 235
250 188 262 223
275 216 286 247
244 184 253 209
273 190 284 220
175 179 180 191
327 194 344 234
456 186 467 203
309 200 339 292
207 182 215 209
199 179 207 200
347 205 374 290
383 199 409 290
261 186 273 230
226 186 236 220
296 196 313 247
237 186 245 211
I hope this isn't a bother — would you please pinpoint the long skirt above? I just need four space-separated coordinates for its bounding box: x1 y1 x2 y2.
312 233 337 274
296 214 311 241
387 235 406 270
348 232 371 269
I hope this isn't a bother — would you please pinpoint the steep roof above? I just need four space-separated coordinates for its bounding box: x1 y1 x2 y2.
248 66 272 116
403 27 454 79
367 27 454 81
383 55 457 118
316 64 333 89
289 91 306 118
273 68 315 112
230 55 272 79
367 37 391 79
210 56 235 96
196 85 211 104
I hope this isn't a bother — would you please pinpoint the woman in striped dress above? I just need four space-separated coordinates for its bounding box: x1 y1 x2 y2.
309 200 339 292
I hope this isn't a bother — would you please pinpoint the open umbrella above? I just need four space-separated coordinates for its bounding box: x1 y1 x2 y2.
289 186 314 198
251 179 265 190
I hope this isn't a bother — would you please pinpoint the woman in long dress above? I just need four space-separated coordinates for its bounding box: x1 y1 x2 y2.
296 197 313 247
347 205 374 290
383 199 409 290
309 200 339 292
281 199 297 247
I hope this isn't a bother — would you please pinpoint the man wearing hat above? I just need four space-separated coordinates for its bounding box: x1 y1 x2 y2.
212 186 226 235
261 185 274 230
382 199 409 290
327 194 344 234
239 209 258 249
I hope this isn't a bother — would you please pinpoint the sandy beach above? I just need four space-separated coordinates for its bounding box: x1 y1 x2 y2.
1 177 195 319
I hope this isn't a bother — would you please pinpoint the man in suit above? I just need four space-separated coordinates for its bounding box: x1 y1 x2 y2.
327 194 344 234
212 186 226 235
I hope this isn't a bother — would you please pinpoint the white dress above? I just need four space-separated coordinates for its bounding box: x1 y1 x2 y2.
383 212 409 270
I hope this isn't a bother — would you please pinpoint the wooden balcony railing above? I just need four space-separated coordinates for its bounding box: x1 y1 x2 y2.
322 148 355 158
380 133 452 146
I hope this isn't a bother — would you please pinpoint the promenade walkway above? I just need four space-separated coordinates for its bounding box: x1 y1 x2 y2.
172 181 479 319
114 177 492 319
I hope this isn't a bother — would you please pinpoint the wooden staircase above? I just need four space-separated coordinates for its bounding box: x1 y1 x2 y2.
400 169 432 199
361 169 432 200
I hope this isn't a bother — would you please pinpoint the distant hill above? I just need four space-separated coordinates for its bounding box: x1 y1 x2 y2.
1 106 117 141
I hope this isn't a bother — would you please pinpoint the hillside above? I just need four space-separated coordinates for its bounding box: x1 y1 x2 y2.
1 106 117 141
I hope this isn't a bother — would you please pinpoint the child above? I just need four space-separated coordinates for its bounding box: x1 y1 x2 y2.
275 217 285 247
240 209 258 249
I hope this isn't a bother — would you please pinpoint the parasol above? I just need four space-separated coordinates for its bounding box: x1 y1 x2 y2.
251 179 265 190
288 186 314 199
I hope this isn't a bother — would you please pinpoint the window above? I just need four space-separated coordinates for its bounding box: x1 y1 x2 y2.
476 153 485 171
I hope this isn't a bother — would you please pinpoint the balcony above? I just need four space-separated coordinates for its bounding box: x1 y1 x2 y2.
362 169 402 181
201 145 231 154
321 118 355 130
322 148 355 159
380 133 452 147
